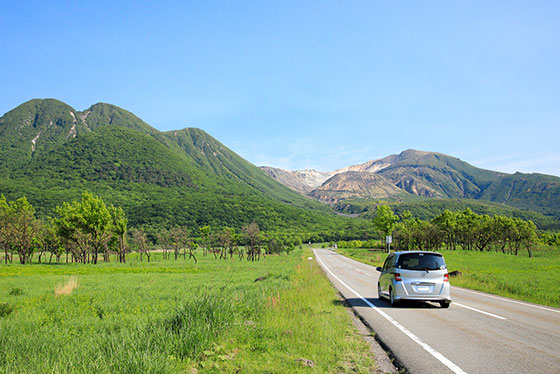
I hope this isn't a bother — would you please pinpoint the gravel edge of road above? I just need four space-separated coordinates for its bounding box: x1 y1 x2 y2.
338 289 402 373
314 247 404 374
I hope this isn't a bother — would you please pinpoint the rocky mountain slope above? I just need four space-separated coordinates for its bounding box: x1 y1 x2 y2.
259 167 334 194
310 171 408 202
261 150 560 218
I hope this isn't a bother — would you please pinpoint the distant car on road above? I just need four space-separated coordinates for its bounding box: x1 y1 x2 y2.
377 251 451 308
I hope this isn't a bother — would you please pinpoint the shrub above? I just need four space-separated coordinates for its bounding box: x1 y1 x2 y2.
0 303 14 318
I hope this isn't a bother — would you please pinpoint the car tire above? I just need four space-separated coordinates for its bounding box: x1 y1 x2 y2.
440 301 451 308
390 287 399 307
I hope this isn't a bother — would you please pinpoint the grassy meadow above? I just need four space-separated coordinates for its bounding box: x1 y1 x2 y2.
337 246 560 308
0 249 377 373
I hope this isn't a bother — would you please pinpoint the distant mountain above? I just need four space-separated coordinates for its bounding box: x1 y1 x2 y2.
310 171 409 202
261 149 560 220
0 99 352 235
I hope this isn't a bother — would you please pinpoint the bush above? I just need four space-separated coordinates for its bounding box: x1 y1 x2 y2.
0 303 14 318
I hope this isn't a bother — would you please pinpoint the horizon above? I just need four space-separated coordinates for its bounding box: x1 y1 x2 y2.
2 1 559 176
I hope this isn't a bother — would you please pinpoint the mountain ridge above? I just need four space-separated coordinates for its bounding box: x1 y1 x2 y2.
260 149 560 219
0 98 348 236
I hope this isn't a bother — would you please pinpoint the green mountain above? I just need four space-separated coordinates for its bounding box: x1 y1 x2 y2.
373 150 560 218
0 99 356 237
373 149 502 198
263 149 560 223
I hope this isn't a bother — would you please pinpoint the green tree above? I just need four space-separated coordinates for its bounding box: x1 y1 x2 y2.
131 228 150 262
8 197 43 264
243 221 261 261
169 226 188 260
456 208 478 251
200 226 211 257
54 191 116 264
79 191 113 264
432 210 458 250
110 205 128 263
473 215 494 252
373 205 397 252
0 195 13 263
219 227 236 259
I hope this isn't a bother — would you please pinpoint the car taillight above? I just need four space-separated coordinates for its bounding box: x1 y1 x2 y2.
443 274 449 282
394 273 402 281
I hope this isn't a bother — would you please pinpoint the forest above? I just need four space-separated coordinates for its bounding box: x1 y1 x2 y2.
2 191 557 265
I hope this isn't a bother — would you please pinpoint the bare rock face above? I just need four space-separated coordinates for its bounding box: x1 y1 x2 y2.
260 166 334 194
310 171 406 202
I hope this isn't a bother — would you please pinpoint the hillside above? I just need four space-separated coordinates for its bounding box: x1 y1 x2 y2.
310 171 409 202
262 149 560 221
0 99 358 236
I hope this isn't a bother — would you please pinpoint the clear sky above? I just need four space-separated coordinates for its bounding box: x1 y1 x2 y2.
1 1 559 176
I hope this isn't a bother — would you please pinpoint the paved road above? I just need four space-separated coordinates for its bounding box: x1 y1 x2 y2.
313 248 560 374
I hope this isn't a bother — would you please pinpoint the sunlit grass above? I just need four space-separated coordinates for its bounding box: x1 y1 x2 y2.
0 249 376 373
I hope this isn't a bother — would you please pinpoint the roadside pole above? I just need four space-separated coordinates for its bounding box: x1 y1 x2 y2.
386 235 392 253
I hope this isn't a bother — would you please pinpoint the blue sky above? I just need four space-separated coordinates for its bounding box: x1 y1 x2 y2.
1 1 559 176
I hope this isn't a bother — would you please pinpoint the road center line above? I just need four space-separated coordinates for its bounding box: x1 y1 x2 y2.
453 287 560 314
315 251 468 374
453 302 507 320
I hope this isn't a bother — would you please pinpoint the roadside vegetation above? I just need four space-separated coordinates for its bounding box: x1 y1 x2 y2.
336 245 560 308
0 248 376 373
0 192 319 266
371 205 542 257
329 205 560 308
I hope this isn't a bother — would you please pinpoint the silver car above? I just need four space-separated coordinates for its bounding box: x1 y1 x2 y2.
377 251 451 308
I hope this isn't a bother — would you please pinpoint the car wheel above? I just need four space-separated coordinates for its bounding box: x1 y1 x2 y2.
390 287 399 307
440 301 451 308
377 283 383 300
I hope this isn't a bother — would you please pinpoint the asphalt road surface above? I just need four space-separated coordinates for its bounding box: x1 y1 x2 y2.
313 248 560 374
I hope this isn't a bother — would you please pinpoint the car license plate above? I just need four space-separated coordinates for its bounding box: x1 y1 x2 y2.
418 286 430 292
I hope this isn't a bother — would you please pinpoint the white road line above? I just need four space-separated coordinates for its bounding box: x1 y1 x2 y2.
453 287 560 314
315 252 468 374
453 302 507 320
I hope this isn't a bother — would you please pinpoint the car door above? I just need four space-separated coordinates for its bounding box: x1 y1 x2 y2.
378 254 393 296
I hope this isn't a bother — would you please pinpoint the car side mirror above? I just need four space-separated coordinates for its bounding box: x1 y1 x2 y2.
376 267 382 272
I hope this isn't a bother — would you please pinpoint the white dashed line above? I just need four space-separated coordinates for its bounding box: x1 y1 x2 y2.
316 252 468 374
453 302 507 320
453 287 560 314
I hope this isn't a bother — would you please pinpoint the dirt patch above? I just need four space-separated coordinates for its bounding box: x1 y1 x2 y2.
55 276 78 297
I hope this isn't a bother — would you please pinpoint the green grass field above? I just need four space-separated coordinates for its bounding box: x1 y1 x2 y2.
337 246 560 308
0 249 377 373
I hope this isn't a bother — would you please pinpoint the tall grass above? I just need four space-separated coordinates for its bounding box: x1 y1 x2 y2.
199 248 377 373
0 250 377 373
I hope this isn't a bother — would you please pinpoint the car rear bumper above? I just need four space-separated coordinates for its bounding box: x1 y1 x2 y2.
392 281 451 302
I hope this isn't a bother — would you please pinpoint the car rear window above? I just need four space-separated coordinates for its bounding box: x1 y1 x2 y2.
396 253 446 270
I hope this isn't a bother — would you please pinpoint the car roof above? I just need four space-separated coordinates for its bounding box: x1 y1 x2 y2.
392 251 443 256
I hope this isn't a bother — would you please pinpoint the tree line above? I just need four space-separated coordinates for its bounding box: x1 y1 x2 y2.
0 192 304 265
372 205 540 257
